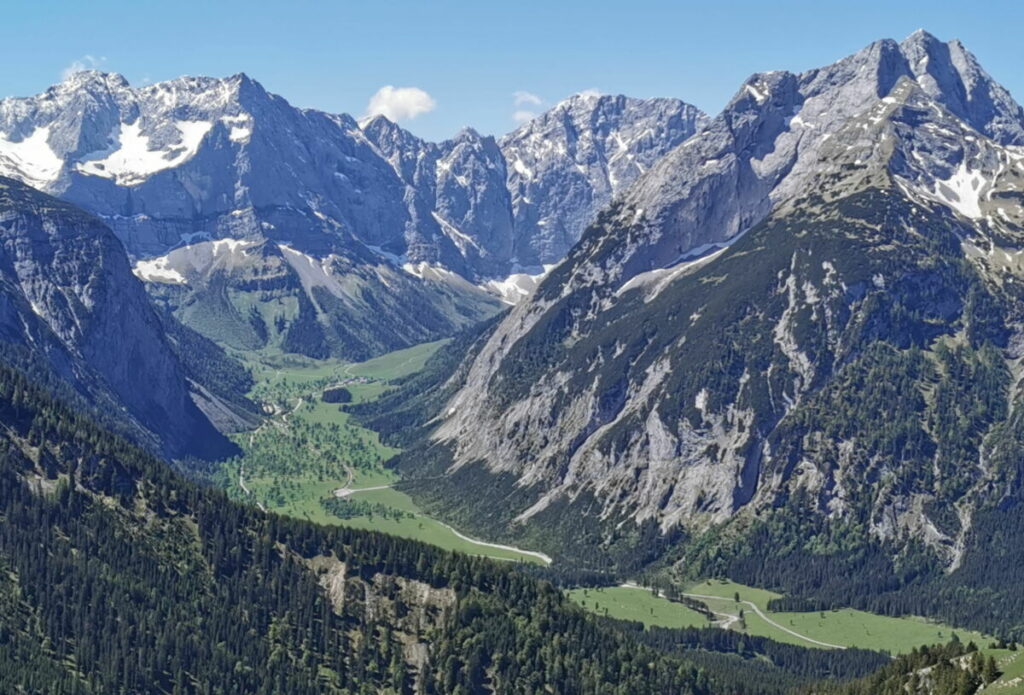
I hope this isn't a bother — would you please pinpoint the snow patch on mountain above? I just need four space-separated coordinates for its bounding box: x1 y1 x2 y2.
483 265 557 304
0 126 63 185
616 244 731 301
221 114 253 143
132 256 187 284
401 262 463 283
212 238 256 255
932 161 986 219
77 120 213 185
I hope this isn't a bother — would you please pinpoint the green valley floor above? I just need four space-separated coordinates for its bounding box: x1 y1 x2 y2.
569 579 1007 659
220 341 549 564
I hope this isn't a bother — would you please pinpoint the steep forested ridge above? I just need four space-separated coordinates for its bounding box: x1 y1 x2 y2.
0 175 234 460
825 641 1002 695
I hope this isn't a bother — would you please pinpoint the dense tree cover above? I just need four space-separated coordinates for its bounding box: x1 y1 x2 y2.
350 315 502 449
682 497 1024 641
282 291 332 358
322 495 414 522
682 339 1024 639
215 397 391 510
155 307 258 419
604 619 889 694
0 362 732 694
323 386 353 404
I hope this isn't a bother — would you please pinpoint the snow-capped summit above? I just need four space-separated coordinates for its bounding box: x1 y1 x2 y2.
601 29 1024 289
0 70 410 258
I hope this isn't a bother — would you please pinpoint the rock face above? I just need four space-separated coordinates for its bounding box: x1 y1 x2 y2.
139 236 501 361
500 94 709 266
0 72 406 259
394 31 1024 569
0 176 230 458
360 118 517 280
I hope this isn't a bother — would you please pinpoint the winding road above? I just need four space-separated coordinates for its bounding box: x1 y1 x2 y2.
245 365 552 565
238 463 267 513
333 482 392 498
331 482 553 565
437 521 553 565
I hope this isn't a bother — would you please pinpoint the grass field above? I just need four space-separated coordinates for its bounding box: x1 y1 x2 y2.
340 340 448 380
569 579 991 655
337 488 544 562
566 587 712 629
221 341 546 565
683 579 989 653
237 340 445 407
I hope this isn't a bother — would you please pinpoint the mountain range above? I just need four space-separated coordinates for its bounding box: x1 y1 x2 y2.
0 74 707 357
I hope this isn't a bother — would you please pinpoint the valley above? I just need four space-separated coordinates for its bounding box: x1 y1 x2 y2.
218 341 549 564
226 337 1001 663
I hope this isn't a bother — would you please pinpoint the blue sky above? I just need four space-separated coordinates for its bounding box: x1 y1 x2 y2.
2 0 1022 141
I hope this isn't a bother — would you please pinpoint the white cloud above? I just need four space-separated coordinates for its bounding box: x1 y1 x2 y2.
61 54 107 80
363 85 436 122
514 90 543 107
512 91 544 125
513 110 538 124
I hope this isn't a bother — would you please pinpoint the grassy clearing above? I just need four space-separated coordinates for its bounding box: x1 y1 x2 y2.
339 488 541 562
566 586 711 629
221 342 545 564
684 579 989 654
569 578 991 655
340 339 449 380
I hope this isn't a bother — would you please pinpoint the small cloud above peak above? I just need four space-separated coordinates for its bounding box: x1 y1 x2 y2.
511 91 545 125
514 90 542 107
61 54 108 81
364 85 436 122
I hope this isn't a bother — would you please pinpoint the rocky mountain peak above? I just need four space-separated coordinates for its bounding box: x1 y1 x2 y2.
410 32 1024 570
592 31 1024 302
450 125 483 142
499 92 708 266
54 69 131 94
